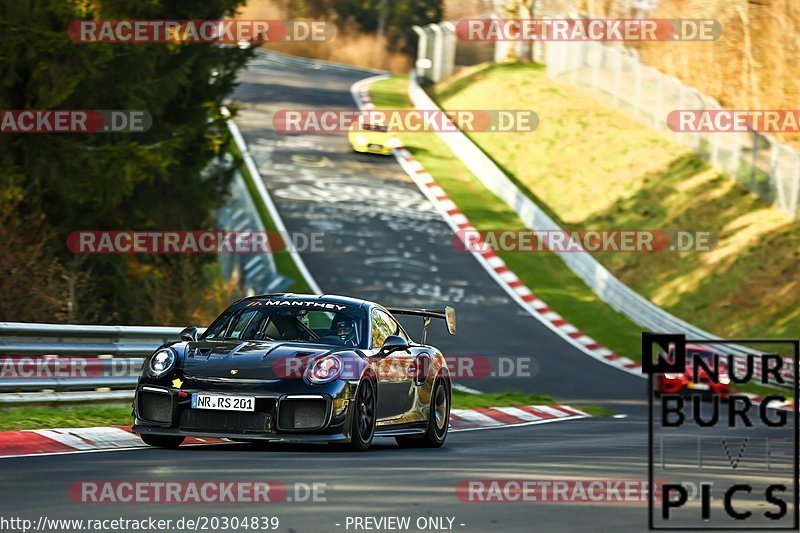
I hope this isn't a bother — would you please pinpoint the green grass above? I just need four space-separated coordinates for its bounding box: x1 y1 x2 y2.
229 140 313 294
429 62 800 341
0 405 133 431
370 75 644 361
575 404 615 418
451 389 613 417
451 389 554 409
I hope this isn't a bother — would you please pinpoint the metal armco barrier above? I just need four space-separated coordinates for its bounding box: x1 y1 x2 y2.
0 322 185 356
0 322 204 403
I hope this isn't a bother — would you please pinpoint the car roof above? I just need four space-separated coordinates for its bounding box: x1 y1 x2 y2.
237 293 373 310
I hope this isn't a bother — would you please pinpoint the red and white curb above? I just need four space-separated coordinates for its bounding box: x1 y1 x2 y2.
0 426 227 459
450 404 590 431
0 405 589 459
350 76 643 379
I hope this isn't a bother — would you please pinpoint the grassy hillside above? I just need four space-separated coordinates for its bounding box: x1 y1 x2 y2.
433 62 799 339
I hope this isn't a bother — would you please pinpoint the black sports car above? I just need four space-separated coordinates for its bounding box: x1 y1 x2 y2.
132 293 455 451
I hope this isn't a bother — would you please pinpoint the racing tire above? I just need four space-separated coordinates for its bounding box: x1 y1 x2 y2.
348 377 376 451
396 377 449 449
140 434 185 449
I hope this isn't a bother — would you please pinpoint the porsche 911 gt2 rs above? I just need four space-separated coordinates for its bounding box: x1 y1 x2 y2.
133 293 455 451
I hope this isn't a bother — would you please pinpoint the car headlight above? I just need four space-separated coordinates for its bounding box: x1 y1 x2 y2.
306 355 343 384
719 374 730 385
355 134 368 146
147 349 176 378
386 137 402 148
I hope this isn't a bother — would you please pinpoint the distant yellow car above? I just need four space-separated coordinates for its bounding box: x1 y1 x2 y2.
348 118 401 155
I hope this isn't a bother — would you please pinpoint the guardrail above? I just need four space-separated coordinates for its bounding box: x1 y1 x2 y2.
0 322 203 404
0 322 185 356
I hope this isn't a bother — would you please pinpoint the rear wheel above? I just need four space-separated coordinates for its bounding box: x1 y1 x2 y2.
396 377 449 448
348 377 376 451
140 434 185 449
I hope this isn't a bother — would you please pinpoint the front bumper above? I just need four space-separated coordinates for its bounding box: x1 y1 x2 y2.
132 377 358 443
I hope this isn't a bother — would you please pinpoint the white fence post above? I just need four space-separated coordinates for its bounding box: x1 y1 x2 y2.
770 141 784 211
441 21 457 80
430 23 444 83
412 25 428 80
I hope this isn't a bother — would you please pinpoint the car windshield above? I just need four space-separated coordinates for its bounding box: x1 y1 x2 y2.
203 303 367 348
362 122 388 132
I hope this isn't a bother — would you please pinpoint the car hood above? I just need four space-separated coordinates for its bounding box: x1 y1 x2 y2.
181 339 350 380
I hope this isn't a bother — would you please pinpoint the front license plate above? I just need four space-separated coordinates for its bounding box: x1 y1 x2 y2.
688 382 710 390
369 144 383 150
191 393 255 412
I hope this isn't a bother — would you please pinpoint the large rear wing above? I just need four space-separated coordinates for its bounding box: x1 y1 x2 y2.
386 306 456 343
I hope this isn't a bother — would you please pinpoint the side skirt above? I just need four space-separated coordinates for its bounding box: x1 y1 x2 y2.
374 423 428 438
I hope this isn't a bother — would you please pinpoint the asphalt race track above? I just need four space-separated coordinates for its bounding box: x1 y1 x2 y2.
0 52 793 533
231 51 644 405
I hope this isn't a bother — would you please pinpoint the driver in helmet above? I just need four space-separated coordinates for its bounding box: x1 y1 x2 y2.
329 314 357 346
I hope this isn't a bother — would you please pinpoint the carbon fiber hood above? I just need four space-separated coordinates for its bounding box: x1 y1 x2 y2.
181 339 334 380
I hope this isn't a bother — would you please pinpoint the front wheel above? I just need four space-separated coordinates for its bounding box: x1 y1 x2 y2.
396 377 449 448
140 434 185 449
348 377 376 451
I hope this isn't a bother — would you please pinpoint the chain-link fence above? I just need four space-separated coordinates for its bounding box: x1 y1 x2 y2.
415 5 800 219
544 39 800 219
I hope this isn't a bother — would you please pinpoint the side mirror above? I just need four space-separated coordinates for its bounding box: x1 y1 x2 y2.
379 335 410 356
179 326 198 342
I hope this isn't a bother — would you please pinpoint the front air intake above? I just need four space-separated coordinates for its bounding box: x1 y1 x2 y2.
138 391 173 423
278 398 328 430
